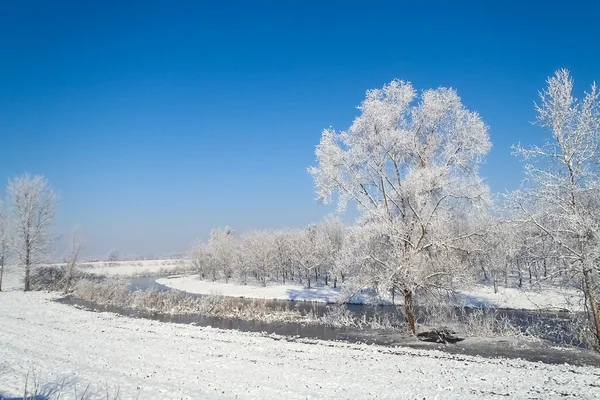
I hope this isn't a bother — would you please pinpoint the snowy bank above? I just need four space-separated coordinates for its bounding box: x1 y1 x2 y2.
1 291 599 399
457 284 585 312
156 275 388 304
158 275 586 311
78 259 193 277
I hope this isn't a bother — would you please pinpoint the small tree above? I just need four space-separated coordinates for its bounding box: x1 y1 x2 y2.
190 240 212 279
63 226 84 294
309 79 491 333
7 174 58 292
106 249 120 266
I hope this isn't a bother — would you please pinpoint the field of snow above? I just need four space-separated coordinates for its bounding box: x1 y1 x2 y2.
158 275 586 311
0 291 599 399
156 275 385 304
78 259 192 277
457 284 585 311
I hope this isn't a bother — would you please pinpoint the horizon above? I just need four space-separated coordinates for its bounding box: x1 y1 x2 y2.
1 1 599 258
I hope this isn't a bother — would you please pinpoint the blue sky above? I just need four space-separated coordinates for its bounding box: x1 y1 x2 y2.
1 1 598 258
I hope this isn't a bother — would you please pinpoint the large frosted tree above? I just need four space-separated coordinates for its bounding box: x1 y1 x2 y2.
512 70 600 347
7 174 58 292
309 79 491 332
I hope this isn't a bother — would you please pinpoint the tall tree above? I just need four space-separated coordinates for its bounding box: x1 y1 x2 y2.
309 79 491 333
7 174 58 292
512 69 600 347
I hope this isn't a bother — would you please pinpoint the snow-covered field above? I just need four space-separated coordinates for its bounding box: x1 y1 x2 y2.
79 259 192 277
158 275 586 311
459 284 584 312
1 291 599 399
156 275 384 304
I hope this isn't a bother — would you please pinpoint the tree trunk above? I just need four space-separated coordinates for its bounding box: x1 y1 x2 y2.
24 266 30 291
333 276 337 289
324 274 328 286
583 269 600 348
404 289 416 334
306 271 311 289
0 255 4 292
24 246 31 292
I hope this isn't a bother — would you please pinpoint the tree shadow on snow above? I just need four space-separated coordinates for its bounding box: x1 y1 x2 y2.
285 286 340 303
0 375 80 400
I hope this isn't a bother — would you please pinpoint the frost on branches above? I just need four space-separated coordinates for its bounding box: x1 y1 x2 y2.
309 80 491 332
7 174 58 292
512 69 600 347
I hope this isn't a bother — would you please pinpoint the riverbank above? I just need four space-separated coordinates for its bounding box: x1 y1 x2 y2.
1 291 599 399
157 274 585 311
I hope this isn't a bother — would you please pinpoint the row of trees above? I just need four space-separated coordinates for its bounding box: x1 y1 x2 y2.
190 70 600 347
190 218 346 289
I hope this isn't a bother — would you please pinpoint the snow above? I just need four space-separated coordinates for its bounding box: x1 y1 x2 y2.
0 264 23 292
159 275 586 312
78 259 192 277
457 284 585 312
156 275 386 304
0 291 599 399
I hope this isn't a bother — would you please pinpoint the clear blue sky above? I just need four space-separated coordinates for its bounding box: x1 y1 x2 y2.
1 1 598 258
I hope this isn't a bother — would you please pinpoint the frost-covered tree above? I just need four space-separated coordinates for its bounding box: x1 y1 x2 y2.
272 230 294 284
512 70 600 346
190 240 212 279
315 217 346 286
106 249 120 266
334 225 367 289
7 174 58 292
241 230 275 286
309 79 491 332
208 227 236 282
63 226 84 294
0 200 9 292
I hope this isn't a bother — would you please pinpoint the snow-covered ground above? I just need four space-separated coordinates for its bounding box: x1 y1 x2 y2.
79 259 192 277
0 291 598 399
458 284 585 312
159 275 586 311
156 275 385 304
0 264 23 292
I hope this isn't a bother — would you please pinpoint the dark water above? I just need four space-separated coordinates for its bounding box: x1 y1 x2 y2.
57 275 600 367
